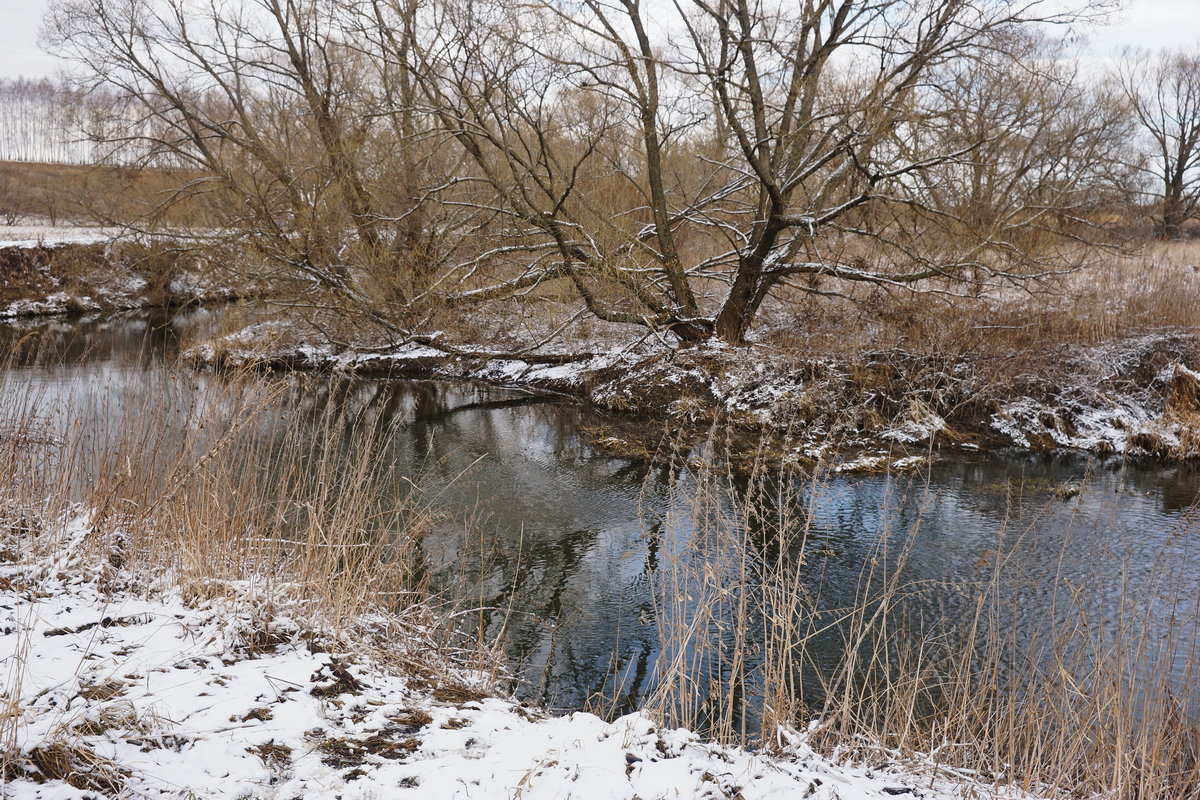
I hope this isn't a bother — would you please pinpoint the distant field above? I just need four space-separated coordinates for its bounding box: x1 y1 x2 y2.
0 224 121 247
0 159 204 227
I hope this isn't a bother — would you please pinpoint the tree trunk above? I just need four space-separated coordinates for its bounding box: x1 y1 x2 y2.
713 269 759 344
1162 184 1187 239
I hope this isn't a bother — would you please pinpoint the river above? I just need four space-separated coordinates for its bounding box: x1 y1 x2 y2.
3 308 1198 737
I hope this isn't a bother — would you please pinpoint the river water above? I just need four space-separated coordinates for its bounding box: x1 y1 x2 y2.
4 309 1199 732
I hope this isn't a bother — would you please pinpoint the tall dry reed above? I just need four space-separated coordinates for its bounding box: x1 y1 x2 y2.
0 332 498 672
639 431 1200 799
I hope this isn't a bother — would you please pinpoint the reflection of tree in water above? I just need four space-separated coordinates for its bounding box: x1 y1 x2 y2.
1156 465 1200 513
309 379 672 711
6 308 1200 732
631 455 1200 735
0 308 190 368
437 454 668 711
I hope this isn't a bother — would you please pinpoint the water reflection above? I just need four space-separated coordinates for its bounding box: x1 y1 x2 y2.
2 310 1198 728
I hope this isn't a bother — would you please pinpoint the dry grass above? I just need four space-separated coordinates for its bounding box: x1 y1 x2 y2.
0 338 502 671
760 242 1200 364
403 238 1200 371
636 430 1200 799
0 338 509 784
4 741 128 794
0 159 213 227
0 324 527 789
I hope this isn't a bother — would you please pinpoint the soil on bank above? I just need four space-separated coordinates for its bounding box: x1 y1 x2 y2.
0 241 235 318
187 312 1200 468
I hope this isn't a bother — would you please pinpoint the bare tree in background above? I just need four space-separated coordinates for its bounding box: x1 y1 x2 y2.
0 78 76 163
0 175 22 225
921 30 1136 274
1120 48 1200 239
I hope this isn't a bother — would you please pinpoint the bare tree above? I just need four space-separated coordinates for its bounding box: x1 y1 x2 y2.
392 0 1118 343
1120 48 1200 239
0 78 76 163
0 175 24 225
44 0 466 332
920 30 1136 271
47 0 1121 346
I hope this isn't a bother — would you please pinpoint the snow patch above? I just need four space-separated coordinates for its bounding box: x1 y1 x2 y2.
0 226 122 248
990 395 1171 454
1 511 1040 800
2 291 100 318
881 403 947 444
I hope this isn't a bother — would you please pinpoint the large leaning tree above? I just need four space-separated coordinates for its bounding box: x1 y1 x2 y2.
398 0 1121 343
46 0 1119 346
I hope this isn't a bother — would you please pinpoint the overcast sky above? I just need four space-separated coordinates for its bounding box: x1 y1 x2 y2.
1 0 1197 80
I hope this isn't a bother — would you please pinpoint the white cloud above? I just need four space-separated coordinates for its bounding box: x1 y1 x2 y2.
1081 0 1200 56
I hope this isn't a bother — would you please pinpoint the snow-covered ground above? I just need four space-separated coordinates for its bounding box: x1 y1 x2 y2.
0 225 123 249
1 512 1023 799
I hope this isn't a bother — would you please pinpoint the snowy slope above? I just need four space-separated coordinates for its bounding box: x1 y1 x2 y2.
1 518 1027 800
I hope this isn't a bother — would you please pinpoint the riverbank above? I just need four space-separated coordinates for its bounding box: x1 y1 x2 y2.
0 237 235 318
1 509 1018 800
187 312 1200 467
4 234 1199 465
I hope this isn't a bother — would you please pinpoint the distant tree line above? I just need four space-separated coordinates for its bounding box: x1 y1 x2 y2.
29 0 1200 345
0 78 83 163
0 77 159 166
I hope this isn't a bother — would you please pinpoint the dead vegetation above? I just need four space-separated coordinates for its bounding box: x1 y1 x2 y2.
0 159 213 228
638 438 1200 800
0 343 506 790
15 742 128 795
0 240 238 315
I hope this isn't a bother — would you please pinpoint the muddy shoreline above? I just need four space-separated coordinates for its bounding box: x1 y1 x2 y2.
0 241 237 318
186 320 1200 468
